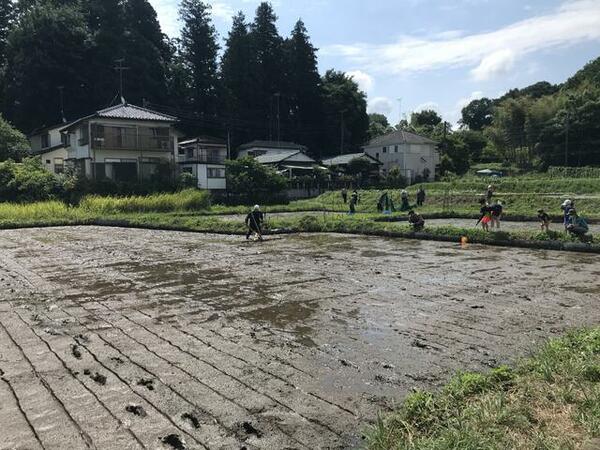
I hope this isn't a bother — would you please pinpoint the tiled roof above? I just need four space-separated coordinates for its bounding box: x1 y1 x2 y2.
96 103 177 122
255 151 300 164
239 140 308 151
322 152 381 166
180 136 226 146
366 130 437 147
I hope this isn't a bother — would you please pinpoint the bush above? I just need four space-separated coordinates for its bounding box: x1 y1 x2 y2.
225 157 287 203
0 158 62 202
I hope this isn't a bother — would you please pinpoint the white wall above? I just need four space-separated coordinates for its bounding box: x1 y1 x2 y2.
363 143 439 182
180 163 226 190
39 147 68 174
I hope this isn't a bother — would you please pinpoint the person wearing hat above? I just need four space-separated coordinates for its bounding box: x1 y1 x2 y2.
245 205 264 241
537 209 551 232
486 185 494 203
561 199 574 230
400 189 410 211
566 208 589 239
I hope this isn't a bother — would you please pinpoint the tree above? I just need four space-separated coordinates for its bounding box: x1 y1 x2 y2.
368 113 393 139
247 2 285 139
411 109 442 128
460 98 493 131
220 11 252 145
453 129 487 162
179 0 219 119
321 70 369 155
283 19 323 157
225 156 287 199
346 157 373 185
4 2 90 131
0 113 29 161
0 0 13 66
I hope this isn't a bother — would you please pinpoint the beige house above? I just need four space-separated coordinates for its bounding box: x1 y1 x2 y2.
362 130 439 182
30 103 180 182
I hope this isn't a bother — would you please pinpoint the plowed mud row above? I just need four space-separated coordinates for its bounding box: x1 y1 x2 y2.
0 226 599 449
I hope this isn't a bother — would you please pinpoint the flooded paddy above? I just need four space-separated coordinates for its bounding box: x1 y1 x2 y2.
0 226 599 449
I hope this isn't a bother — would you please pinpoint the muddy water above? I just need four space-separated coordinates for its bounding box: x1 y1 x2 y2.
0 226 599 449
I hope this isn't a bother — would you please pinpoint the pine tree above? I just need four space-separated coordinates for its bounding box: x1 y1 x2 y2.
284 19 323 157
248 2 284 139
179 0 219 120
220 11 252 145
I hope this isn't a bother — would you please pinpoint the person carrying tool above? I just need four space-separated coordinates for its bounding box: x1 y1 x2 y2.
400 190 410 211
349 190 359 214
476 198 492 231
245 205 264 241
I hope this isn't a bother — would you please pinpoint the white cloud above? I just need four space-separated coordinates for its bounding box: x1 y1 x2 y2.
368 97 394 116
414 101 440 113
324 0 600 79
456 91 484 109
149 0 180 37
471 49 516 81
347 70 374 93
210 2 236 23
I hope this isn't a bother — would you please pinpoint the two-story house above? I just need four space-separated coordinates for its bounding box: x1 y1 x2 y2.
178 136 227 190
29 123 71 174
362 130 439 182
30 102 180 182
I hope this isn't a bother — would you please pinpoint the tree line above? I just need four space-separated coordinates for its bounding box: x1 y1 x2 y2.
0 0 369 159
366 57 600 175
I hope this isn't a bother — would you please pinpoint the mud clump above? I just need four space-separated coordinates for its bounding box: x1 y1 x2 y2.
161 434 186 450
110 356 124 364
90 372 107 385
137 378 155 391
181 412 200 429
126 404 147 417
71 344 82 359
241 421 262 438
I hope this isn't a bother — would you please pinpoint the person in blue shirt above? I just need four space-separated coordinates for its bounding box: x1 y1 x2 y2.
566 209 589 240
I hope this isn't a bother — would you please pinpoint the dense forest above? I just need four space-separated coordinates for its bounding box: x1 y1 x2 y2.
0 0 599 170
0 0 368 159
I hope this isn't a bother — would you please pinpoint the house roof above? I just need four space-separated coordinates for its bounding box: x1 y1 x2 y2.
29 143 66 156
366 130 437 147
60 102 177 132
255 151 300 164
322 152 382 166
238 140 308 152
28 121 73 137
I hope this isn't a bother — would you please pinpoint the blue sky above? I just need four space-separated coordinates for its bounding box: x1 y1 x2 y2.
149 0 600 126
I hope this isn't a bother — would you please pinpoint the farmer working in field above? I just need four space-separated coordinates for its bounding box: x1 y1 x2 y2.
408 210 425 231
566 209 589 240
245 205 264 241
341 188 348 204
400 190 410 211
490 200 503 229
416 186 426 207
349 190 359 214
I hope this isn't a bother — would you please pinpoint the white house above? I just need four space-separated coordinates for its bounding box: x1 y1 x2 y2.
28 123 71 174
178 136 227 190
362 130 439 182
30 102 180 182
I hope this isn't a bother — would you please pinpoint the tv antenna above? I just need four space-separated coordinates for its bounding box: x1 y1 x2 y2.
114 59 130 104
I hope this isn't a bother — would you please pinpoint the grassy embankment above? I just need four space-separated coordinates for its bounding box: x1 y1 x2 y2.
367 327 600 450
0 187 597 251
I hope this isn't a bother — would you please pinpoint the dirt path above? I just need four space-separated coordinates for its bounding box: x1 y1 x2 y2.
1 227 599 449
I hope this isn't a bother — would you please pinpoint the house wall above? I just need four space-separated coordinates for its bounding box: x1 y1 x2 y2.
29 125 65 152
238 147 302 158
180 163 226 190
39 147 69 174
363 143 439 182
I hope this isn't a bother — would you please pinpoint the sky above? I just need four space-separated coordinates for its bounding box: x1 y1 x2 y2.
149 0 600 126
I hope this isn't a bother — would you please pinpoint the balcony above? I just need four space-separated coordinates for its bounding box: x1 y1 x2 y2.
90 126 173 152
177 149 226 164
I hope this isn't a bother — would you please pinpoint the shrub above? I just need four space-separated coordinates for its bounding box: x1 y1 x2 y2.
79 189 211 214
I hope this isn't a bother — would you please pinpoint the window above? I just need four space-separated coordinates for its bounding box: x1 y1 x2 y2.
375 152 380 160
382 146 387 153
394 145 398 152
61 133 71 147
186 148 194 159
182 167 193 174
46 159 51 164
54 158 65 174
207 168 225 178
41 133 50 149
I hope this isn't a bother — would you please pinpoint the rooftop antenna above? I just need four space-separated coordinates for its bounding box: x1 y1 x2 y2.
114 59 130 104
58 86 66 123
397 98 402 125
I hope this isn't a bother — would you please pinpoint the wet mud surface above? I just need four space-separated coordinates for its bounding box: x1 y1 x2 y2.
1 226 599 449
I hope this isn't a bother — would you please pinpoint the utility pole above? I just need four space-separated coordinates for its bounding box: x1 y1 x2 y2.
340 111 345 155
274 93 281 146
564 113 570 166
114 59 130 104
57 86 66 123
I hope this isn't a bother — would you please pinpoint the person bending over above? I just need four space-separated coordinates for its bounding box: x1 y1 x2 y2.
566 209 589 240
537 209 550 232
408 210 425 232
245 205 264 240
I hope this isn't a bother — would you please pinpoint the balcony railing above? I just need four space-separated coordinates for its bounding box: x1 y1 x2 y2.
90 127 172 151
178 150 226 164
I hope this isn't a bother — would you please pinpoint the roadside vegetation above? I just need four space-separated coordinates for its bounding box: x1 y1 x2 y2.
366 327 600 450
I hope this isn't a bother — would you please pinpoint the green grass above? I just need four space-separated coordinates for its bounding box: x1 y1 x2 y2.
366 328 600 450
79 189 211 214
0 201 89 227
